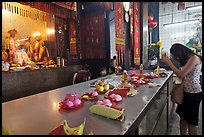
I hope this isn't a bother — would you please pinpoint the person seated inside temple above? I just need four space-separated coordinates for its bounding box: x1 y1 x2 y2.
99 67 108 77
2 51 10 71
23 41 34 60
4 29 20 62
33 36 50 64
108 66 115 75
9 38 34 66
73 64 91 84
111 56 117 68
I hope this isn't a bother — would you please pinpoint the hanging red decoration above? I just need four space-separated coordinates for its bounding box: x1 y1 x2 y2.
148 15 154 22
178 2 185 10
103 2 113 11
148 21 157 29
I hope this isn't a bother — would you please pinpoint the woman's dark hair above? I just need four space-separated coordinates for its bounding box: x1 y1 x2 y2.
99 67 107 72
170 43 202 67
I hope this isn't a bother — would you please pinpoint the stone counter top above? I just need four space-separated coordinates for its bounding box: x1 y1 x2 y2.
2 65 82 102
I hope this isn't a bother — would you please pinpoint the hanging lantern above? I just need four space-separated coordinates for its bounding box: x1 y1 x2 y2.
148 21 157 29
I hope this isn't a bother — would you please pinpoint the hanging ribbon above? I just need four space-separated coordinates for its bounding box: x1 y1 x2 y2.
130 2 134 50
133 2 140 65
114 2 125 66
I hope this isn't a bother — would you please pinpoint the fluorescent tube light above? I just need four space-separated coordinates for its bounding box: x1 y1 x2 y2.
186 5 202 11
163 19 200 27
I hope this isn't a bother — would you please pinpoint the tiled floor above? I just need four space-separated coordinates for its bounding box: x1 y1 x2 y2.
167 101 202 135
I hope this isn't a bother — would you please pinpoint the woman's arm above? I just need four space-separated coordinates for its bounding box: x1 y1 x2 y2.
162 54 200 78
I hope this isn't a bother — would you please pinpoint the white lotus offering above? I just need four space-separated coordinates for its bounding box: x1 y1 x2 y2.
115 95 122 102
110 94 116 98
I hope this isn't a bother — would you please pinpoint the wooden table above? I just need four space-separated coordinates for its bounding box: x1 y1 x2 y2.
2 70 173 135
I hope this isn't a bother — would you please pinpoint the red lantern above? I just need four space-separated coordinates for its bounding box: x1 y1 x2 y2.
148 15 154 22
148 21 157 29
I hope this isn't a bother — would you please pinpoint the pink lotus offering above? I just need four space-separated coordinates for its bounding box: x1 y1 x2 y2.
129 71 136 77
103 99 111 104
59 93 83 109
108 94 122 102
66 101 74 107
96 100 104 105
91 91 98 97
74 99 82 106
104 102 112 107
96 99 113 107
81 91 98 101
103 99 112 107
137 79 146 84
95 99 116 108
143 73 150 77
131 76 138 82
110 94 116 98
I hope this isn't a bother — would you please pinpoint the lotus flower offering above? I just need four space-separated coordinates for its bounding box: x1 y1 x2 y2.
136 79 146 84
104 94 122 102
95 99 115 107
129 70 136 77
59 94 83 110
129 72 158 86
81 91 98 100
143 72 160 79
107 88 130 98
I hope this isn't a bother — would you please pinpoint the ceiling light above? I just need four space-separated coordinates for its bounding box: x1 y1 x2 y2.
163 19 200 27
186 5 202 11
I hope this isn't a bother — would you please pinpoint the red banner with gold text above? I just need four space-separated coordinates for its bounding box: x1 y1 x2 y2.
133 2 140 65
69 20 77 56
130 2 134 50
114 2 125 66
